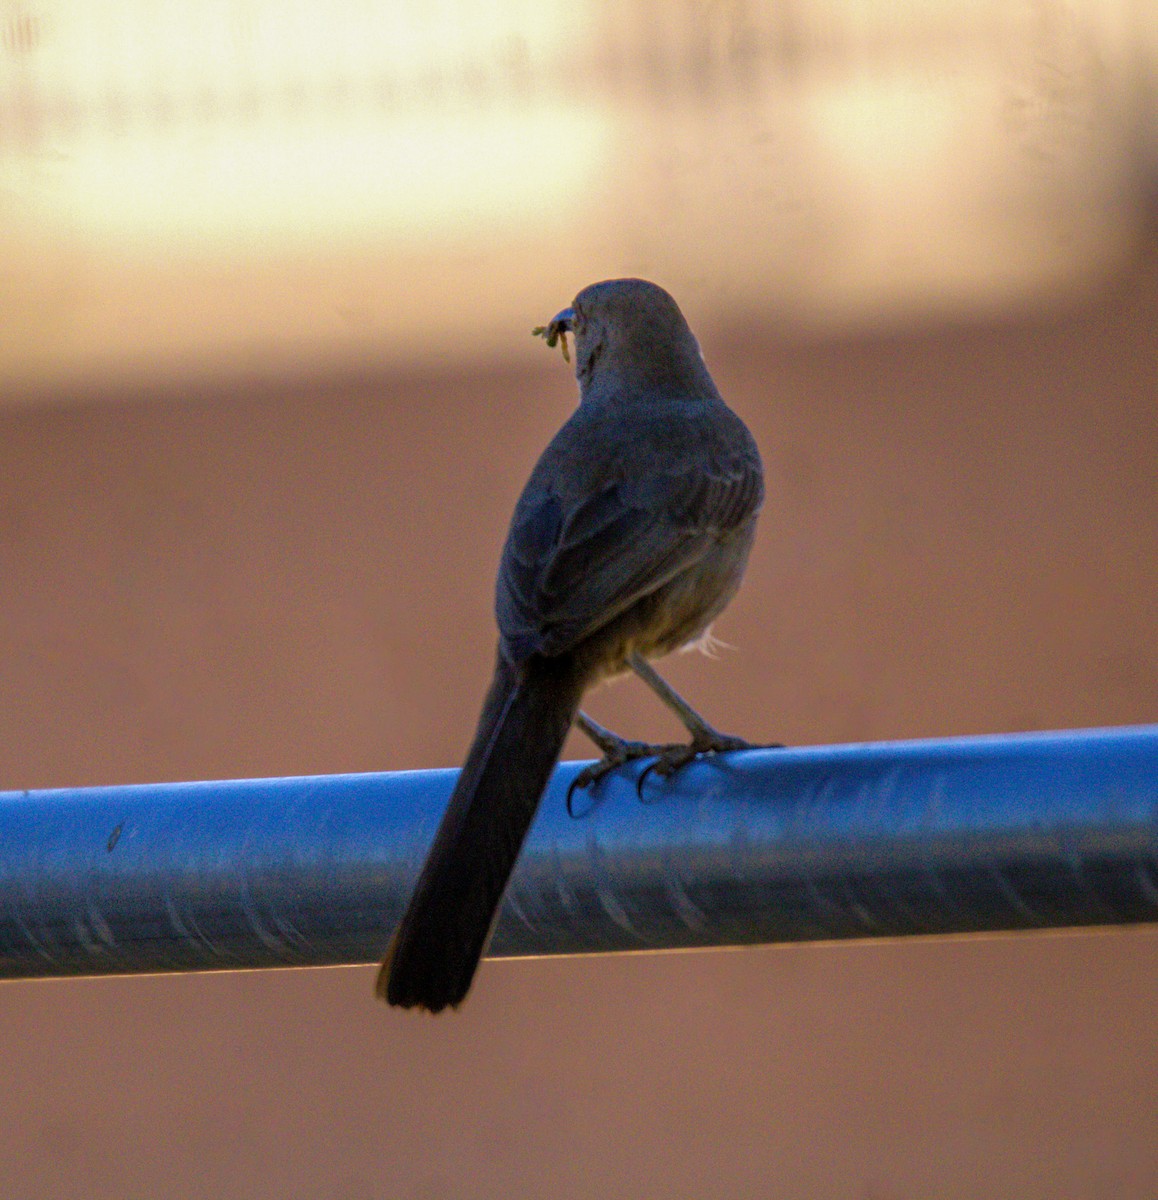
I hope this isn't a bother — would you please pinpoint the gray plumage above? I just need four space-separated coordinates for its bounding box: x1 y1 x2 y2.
379 278 764 1012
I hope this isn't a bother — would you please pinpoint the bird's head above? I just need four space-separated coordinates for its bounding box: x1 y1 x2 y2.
533 278 715 400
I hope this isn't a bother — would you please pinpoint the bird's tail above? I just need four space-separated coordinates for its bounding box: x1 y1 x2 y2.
377 650 585 1012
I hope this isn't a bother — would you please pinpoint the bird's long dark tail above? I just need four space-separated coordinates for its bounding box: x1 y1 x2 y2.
377 649 586 1012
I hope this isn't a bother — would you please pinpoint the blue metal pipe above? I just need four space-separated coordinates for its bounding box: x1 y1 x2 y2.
0 725 1155 979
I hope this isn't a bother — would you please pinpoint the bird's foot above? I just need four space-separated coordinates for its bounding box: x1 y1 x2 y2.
567 729 675 813
570 710 784 810
635 732 783 792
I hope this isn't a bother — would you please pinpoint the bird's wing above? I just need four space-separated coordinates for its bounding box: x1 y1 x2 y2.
497 445 761 660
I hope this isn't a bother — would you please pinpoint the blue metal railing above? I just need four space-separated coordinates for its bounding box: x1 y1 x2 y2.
1 725 1155 978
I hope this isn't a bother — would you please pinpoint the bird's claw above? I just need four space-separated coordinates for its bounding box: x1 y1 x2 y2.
565 761 614 815
635 745 699 792
635 735 787 794
566 736 657 815
569 733 783 812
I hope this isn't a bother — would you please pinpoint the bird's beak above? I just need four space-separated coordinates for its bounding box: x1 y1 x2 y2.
532 307 575 363
546 307 575 337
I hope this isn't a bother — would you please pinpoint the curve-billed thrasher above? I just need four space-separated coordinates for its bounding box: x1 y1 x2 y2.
378 278 765 1012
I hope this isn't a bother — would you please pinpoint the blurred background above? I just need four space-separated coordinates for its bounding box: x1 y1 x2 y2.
2 1 1157 1196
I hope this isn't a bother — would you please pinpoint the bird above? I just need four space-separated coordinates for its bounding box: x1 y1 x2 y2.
378 278 766 1012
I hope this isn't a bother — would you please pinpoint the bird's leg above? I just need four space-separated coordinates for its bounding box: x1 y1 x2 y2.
575 711 661 763
628 652 783 786
628 653 752 751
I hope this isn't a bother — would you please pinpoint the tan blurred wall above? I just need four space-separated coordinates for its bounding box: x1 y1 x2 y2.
0 248 1156 1197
